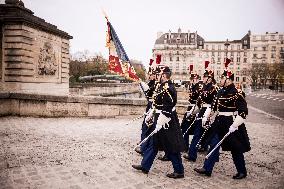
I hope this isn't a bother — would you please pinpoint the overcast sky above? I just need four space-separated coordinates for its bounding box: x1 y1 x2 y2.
2 0 284 64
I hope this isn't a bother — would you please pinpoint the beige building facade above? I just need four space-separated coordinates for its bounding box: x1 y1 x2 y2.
153 29 283 89
250 32 284 64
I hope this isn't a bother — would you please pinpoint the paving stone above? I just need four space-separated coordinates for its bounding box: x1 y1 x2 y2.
0 114 283 189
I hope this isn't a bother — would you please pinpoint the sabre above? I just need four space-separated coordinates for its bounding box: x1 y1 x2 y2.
133 129 156 151
125 114 145 125
196 117 214 149
196 123 210 149
205 131 231 159
182 116 196 137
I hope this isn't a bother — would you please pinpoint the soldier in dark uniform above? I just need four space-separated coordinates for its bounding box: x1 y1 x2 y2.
135 64 157 155
180 65 202 152
184 61 217 162
194 66 250 179
132 65 185 179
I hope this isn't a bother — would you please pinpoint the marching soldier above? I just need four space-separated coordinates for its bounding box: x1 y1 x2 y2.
184 61 217 162
180 65 202 151
132 65 185 179
194 61 251 179
135 62 157 155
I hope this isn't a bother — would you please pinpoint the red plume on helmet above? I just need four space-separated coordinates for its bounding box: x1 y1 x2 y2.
156 54 161 64
149 59 154 66
224 58 231 68
205 61 210 69
189 65 193 72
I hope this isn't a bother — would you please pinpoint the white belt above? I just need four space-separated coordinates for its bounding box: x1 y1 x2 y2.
218 111 238 116
202 104 211 108
155 107 176 114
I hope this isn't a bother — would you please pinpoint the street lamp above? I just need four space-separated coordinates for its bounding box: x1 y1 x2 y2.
224 38 230 59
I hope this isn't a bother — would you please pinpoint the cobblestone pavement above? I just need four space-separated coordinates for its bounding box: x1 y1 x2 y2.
0 108 283 189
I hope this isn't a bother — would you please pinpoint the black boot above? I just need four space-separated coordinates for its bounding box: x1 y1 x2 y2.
132 165 149 174
232 173 247 179
183 154 196 162
134 147 142 155
166 172 184 179
194 168 211 177
158 155 170 161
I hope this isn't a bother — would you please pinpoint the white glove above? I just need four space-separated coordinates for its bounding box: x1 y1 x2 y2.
231 115 245 128
145 108 155 122
157 113 171 127
201 107 211 127
186 109 193 118
192 106 200 115
202 117 208 128
140 82 150 91
229 125 238 133
153 124 163 134
229 115 245 133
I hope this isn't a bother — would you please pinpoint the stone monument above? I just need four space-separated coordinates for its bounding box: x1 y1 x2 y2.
0 0 72 94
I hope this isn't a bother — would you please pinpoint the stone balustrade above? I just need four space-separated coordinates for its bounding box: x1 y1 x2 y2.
0 92 188 118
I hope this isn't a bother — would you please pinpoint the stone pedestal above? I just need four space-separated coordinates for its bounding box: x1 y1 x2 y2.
0 0 72 94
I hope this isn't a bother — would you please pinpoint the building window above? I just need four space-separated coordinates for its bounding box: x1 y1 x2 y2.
244 40 247 44
165 35 168 39
237 52 240 57
218 52 221 56
236 77 239 82
237 57 240 62
244 58 247 63
253 54 257 58
262 54 266 58
237 45 240 50
236 71 240 75
244 46 247 50
271 35 275 40
272 46 276 51
244 52 247 56
218 57 221 62
170 56 172 61
243 77 246 82
271 53 275 58
176 56 179 61
177 51 179 55
263 47 266 51
191 34 194 39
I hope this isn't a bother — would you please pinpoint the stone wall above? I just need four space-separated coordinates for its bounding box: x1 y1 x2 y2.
0 92 188 118
69 83 143 97
0 1 72 94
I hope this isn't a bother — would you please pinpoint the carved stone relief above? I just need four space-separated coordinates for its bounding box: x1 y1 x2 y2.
38 42 58 76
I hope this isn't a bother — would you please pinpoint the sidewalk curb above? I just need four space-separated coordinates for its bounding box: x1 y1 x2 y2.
248 105 284 121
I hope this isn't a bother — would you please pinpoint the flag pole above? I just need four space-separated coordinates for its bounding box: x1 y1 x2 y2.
103 10 150 103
